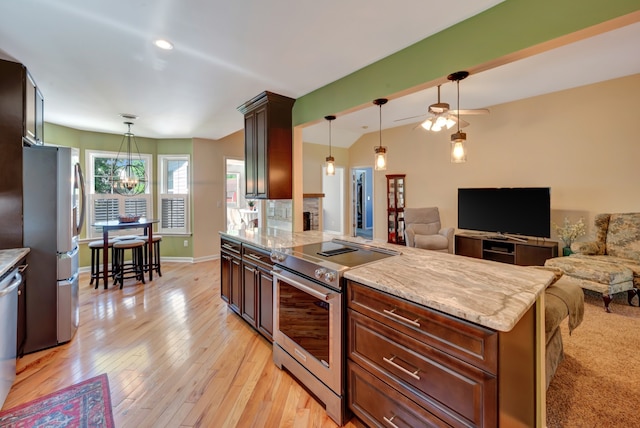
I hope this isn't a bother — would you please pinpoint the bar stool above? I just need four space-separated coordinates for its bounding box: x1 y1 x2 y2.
89 239 117 290
112 239 146 289
143 235 162 278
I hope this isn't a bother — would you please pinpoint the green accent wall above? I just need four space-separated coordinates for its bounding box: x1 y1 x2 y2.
43 122 194 266
292 0 640 125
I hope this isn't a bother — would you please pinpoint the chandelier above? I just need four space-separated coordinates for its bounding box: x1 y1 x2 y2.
111 121 147 195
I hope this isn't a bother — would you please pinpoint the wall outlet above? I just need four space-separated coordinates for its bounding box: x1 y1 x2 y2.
183 240 188 247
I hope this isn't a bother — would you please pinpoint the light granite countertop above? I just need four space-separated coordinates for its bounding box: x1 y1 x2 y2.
220 229 554 332
0 248 30 278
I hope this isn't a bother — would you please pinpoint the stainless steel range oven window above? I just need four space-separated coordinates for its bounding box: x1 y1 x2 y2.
279 280 330 365
273 268 342 395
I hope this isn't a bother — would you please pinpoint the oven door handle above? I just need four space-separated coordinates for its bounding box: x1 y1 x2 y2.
272 270 336 302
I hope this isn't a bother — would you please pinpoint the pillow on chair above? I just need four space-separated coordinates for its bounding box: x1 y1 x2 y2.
414 234 449 252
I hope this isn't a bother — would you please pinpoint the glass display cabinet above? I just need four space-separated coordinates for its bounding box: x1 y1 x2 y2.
386 174 405 244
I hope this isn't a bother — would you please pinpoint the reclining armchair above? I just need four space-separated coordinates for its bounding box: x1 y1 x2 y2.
545 213 640 312
404 207 454 253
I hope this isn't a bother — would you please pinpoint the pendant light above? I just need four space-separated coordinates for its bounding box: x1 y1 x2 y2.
448 71 469 163
325 115 336 176
373 98 388 171
111 120 147 195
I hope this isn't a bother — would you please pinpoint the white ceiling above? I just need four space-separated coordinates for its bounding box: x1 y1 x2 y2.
0 1 638 147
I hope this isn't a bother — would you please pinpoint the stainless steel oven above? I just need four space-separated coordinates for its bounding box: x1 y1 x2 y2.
271 239 400 426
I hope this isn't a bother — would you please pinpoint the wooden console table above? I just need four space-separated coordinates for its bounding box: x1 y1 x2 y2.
455 233 558 266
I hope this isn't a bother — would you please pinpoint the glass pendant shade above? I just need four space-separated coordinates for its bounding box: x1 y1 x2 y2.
450 131 467 163
325 155 335 175
324 115 336 176
373 98 388 171
374 146 387 170
112 121 147 195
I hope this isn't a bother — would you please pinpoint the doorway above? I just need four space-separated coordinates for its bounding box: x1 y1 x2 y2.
352 167 373 239
322 166 344 234
225 158 245 230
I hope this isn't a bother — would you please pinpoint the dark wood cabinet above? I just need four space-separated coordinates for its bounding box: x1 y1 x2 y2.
238 91 295 200
386 174 405 244
220 237 274 342
257 266 274 341
0 55 44 249
242 262 258 325
242 243 274 341
220 237 242 315
347 280 537 427
455 233 558 266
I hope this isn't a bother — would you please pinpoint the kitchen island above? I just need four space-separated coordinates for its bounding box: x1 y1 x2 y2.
220 228 553 427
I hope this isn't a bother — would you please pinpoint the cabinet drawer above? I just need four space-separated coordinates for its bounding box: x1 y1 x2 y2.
348 360 448 428
349 310 496 428
242 244 273 269
221 237 241 255
347 280 497 373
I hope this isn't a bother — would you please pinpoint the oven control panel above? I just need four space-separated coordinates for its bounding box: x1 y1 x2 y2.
314 268 336 283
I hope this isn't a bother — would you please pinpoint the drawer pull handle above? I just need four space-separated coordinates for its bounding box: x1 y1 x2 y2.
383 414 400 428
245 253 263 262
222 244 236 251
383 355 421 380
383 308 421 327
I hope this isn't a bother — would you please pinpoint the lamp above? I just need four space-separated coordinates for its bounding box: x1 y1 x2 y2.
448 71 469 163
373 98 388 171
111 121 147 195
420 85 457 132
325 115 336 176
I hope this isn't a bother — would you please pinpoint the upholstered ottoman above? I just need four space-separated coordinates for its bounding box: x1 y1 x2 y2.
545 256 634 312
544 276 584 388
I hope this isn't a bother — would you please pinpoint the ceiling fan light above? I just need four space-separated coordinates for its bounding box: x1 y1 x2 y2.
421 117 434 130
434 116 447 129
445 117 456 129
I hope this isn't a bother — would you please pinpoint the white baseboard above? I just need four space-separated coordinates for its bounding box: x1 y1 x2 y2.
80 255 221 271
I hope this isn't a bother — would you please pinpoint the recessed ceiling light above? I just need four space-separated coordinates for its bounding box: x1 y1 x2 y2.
154 39 174 50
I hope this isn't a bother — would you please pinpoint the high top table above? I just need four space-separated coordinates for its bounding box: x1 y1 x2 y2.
92 218 159 287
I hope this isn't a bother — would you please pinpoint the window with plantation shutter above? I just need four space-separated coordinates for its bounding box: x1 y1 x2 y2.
158 155 190 235
85 150 153 239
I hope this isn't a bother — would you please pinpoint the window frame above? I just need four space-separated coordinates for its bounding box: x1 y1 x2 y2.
85 149 154 240
157 154 191 235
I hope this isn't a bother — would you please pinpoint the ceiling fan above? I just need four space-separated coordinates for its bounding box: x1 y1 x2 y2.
394 71 489 131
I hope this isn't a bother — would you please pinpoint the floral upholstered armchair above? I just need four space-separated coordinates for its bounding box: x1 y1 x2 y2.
545 213 640 312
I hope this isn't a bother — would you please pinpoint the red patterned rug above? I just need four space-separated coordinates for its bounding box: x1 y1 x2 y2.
0 373 114 427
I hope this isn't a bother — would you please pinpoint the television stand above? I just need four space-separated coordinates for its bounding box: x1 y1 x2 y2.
455 233 558 266
489 233 528 243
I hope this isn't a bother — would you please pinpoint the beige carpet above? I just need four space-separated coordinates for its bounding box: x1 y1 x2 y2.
546 290 640 427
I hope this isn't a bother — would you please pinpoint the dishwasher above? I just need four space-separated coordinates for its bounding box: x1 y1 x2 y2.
0 267 22 408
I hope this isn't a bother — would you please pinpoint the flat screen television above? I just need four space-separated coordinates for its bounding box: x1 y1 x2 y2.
458 187 551 239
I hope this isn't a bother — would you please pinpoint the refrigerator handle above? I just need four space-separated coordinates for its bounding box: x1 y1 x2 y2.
74 162 86 236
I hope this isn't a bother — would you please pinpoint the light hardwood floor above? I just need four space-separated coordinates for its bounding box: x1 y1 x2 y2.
4 260 361 427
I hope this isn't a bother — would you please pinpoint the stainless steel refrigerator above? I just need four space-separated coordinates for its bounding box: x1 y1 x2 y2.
22 145 85 354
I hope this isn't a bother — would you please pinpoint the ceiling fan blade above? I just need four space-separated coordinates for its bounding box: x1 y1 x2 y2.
394 113 427 122
456 117 470 128
449 108 490 115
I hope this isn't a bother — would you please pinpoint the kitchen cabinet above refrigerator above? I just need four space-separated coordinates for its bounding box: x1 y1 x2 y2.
0 54 44 250
238 91 295 200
